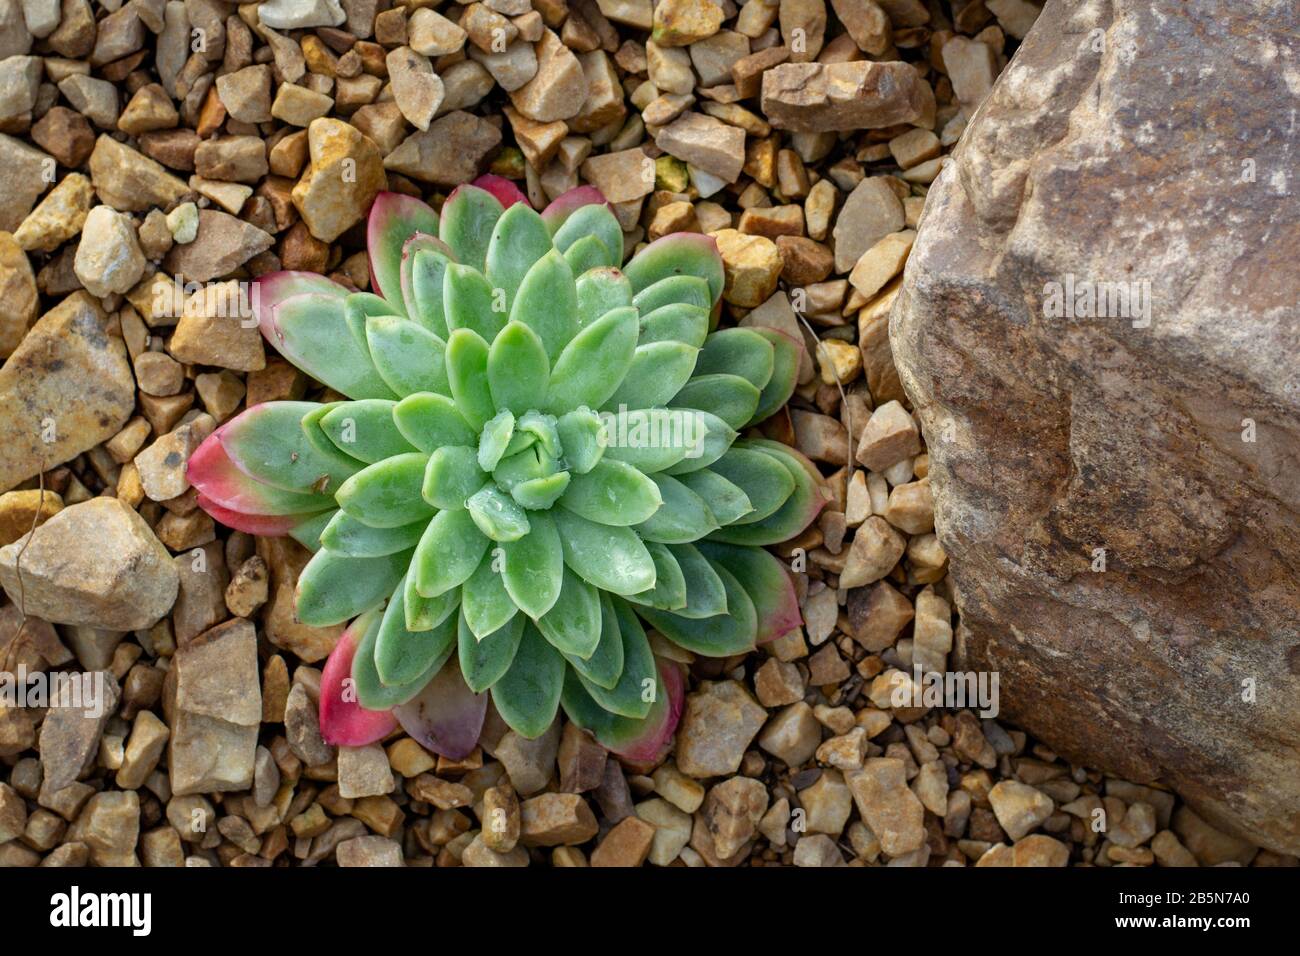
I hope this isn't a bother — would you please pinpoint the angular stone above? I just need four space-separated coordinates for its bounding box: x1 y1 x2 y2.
675 680 768 778
0 498 177 630
386 46 445 131
761 60 934 133
14 171 93 254
338 744 396 798
0 232 36 356
37 672 121 791
384 110 502 188
88 134 188 213
519 792 599 846
162 209 273 282
337 834 404 866
170 281 266 371
258 0 346 30
74 206 146 297
701 776 768 858
890 0 1300 855
163 618 262 795
508 29 587 122
832 177 904 274
654 111 745 183
0 133 52 232
847 758 924 857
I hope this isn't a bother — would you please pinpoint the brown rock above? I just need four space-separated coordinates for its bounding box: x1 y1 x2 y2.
30 106 95 168
847 758 924 857
163 209 273 282
520 792 599 846
890 0 1300 854
508 29 587 122
37 672 121 791
761 60 934 132
88 134 188 213
654 111 746 183
675 679 768 778
383 110 502 187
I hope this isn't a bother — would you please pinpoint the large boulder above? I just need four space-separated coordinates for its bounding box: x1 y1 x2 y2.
891 0 1299 853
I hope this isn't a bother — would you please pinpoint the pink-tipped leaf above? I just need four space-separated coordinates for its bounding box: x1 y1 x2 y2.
393 658 488 760
320 614 400 746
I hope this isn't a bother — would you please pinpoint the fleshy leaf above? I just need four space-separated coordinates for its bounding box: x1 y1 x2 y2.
555 408 605 474
638 302 710 349
561 656 684 763
319 612 398 746
544 306 637 414
707 440 829 545
393 392 477 452
695 328 775 390
253 270 348 339
632 274 712 315
392 659 487 760
697 541 801 645
296 547 412 627
488 320 550 415
563 234 610 274
486 202 552 312
194 493 329 537
510 248 579 362
461 551 519 639
375 572 458 686
541 185 607 234
661 410 736 475
574 598 655 718
188 433 335 516
466 482 531 541
500 509 563 618
536 567 602 659
217 402 360 496
423 445 487 510
491 623 564 739
575 267 633 327
477 409 516 472
407 248 452 338
665 542 728 618
469 173 528 210
404 571 460 632
552 202 623 267
746 327 800 425
637 561 757 655
336 452 434 527
673 373 761 430
624 540 688 612
443 262 507 342
445 328 495 429
600 408 693 473
562 591 625 689
413 508 489 598
365 315 451 397
603 341 699 411
553 507 656 595
634 472 718 543
368 191 440 304
458 610 526 693
622 232 724 304
677 467 753 526
439 183 506 272
320 510 427 557
710 446 795 524
560 459 662 526
511 471 571 510
320 400 418 463
266 293 397 400
288 509 334 551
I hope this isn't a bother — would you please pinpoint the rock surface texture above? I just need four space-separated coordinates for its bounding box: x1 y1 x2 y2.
890 0 1300 853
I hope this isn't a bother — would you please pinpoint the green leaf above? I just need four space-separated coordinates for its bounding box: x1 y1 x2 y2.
466 482 531 541
289 509 335 552
553 507 656 595
365 315 451 398
576 599 654 718
555 408 605 475
413 508 489 598
439 184 504 273
623 233 724 302
486 202 553 312
603 341 699 411
404 572 460 631
599 407 692 473
352 604 447 709
697 540 801 645
677 467 753 526
445 328 495 429
488 320 550 415
695 328 775 389
477 409 515 472
624 540 688 612
575 267 633 328
632 274 712 314
536 567 602 659
220 401 359 495
458 610 525 693
710 447 795 524
511 472 571 510
661 410 736 475
673 373 761 430
747 327 800 425
562 591 625 689
563 234 610 275
544 306 638 414
636 561 757 656
491 623 564 739
320 400 418 464
407 248 452 338
336 453 435 527
296 548 412 627
707 440 827 545
510 248 579 362
367 192 440 306
375 572 457 686
634 472 717 543
500 509 563 618
552 202 623 267
422 445 487 510
560 459 662 526
443 262 507 342
665 543 727 618
271 293 396 400
638 302 710 349
319 510 428 557
461 551 519 639
393 392 477 452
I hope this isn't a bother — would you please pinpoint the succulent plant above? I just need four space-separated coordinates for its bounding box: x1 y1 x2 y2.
189 176 827 763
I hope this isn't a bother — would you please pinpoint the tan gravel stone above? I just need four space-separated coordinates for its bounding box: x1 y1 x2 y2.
652 0 723 47
88 134 187 213
839 516 906 588
509 29 588 122
757 701 822 767
520 792 599 846
384 110 503 187
712 228 781 308
762 60 933 132
848 758 924 857
291 117 386 242
675 679 768 778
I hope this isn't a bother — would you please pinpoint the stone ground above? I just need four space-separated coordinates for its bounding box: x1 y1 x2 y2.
0 0 1292 867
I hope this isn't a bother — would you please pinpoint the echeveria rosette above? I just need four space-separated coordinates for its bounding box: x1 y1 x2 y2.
188 177 827 763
